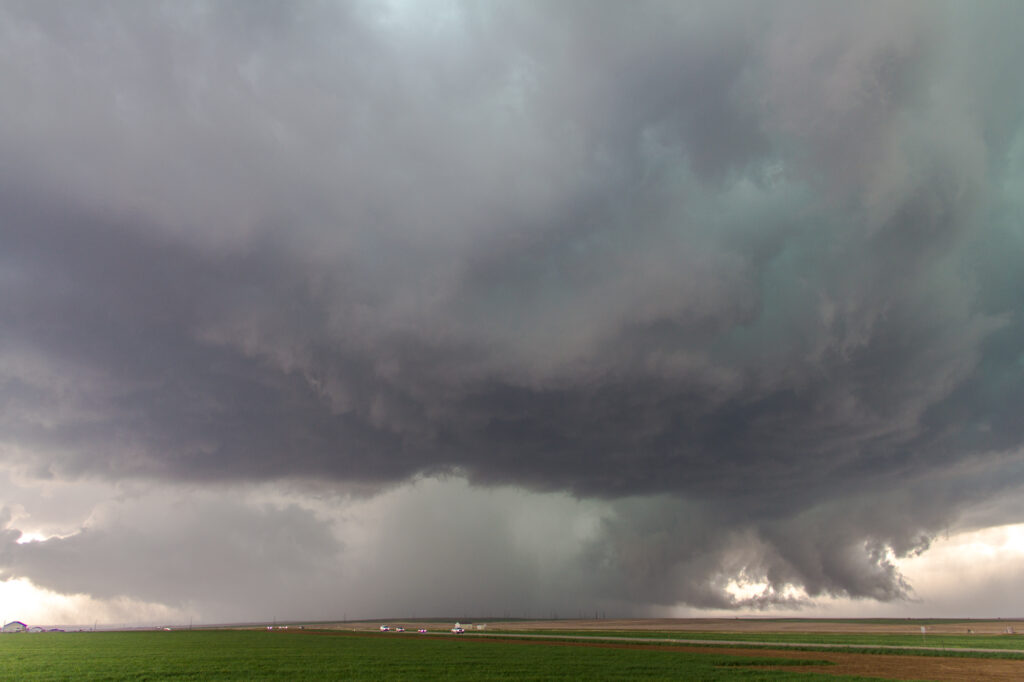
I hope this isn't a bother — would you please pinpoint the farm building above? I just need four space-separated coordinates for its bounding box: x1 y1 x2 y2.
3 621 27 633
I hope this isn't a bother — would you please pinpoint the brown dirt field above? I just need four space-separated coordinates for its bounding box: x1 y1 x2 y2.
450 637 1024 681
621 643 1024 682
477 617 1024 636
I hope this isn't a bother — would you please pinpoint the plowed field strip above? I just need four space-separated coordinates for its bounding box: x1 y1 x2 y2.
474 638 1024 681
468 631 1024 654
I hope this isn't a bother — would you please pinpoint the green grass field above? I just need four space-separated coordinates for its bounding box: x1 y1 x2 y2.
0 630 884 681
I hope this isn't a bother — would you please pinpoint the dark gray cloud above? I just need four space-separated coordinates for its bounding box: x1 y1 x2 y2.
3 0 1024 613
0 481 614 622
0 496 341 617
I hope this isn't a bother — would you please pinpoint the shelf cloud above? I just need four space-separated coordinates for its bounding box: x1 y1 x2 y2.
2 0 1024 618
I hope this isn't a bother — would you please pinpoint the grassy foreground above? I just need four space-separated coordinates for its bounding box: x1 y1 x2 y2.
0 629 876 681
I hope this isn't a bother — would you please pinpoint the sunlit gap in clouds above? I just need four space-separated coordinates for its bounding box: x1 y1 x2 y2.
722 578 809 606
0 578 187 629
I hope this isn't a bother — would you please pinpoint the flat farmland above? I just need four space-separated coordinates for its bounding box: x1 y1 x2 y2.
340 617 1024 652
2 620 1024 680
461 618 1024 653
0 629 860 681
479 618 1024 636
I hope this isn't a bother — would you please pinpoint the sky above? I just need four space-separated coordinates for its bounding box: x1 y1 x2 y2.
2 0 1024 626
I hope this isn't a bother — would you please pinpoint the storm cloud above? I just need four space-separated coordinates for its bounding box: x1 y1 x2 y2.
3 0 1024 617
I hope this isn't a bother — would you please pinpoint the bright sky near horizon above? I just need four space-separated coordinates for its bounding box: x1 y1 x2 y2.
3 0 1024 625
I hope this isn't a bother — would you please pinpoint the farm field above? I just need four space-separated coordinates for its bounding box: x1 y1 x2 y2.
1 621 1023 680
476 629 1024 652
338 618 1024 652
0 629 858 681
419 617 1024 636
